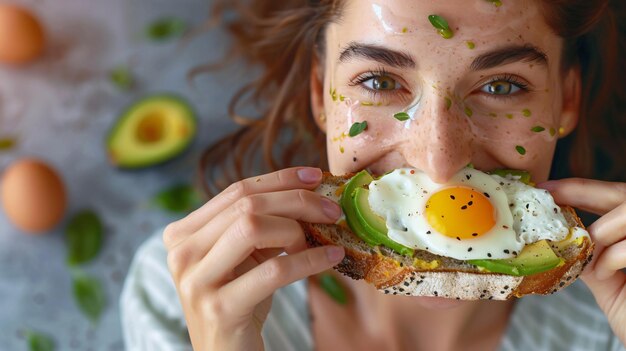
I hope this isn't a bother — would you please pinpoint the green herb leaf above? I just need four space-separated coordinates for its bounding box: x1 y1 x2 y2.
66 211 103 266
428 15 454 39
549 127 556 136
72 272 105 324
146 18 187 41
464 106 473 117
348 121 368 137
515 145 526 155
26 331 55 351
319 273 348 305
109 65 133 90
466 163 475 169
466 41 475 49
522 108 531 117
153 184 201 213
486 0 503 7
393 112 410 121
0 137 16 151
531 126 545 133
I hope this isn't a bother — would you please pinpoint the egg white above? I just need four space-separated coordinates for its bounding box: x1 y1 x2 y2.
368 168 569 260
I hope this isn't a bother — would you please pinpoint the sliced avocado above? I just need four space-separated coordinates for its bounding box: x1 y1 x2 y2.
353 187 414 256
340 170 378 247
340 170 414 256
107 94 196 169
468 240 562 276
488 169 531 185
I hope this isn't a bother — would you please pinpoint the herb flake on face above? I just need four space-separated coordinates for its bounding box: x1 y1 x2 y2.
486 0 503 6
393 112 410 121
522 108 531 117
515 145 526 155
466 41 475 49
349 121 368 137
428 15 454 39
464 106 473 117
444 97 452 110
549 127 557 136
531 126 545 133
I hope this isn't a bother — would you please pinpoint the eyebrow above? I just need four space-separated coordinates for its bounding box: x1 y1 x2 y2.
339 42 416 68
470 45 548 71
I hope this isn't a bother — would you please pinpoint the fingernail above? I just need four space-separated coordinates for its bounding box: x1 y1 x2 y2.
321 197 342 219
297 168 322 184
536 181 556 191
326 246 345 263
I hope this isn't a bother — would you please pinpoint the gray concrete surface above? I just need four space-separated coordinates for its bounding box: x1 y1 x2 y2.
0 0 245 349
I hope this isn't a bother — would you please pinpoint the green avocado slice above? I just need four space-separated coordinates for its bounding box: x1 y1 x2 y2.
468 240 562 276
353 188 414 256
340 170 414 256
107 94 196 169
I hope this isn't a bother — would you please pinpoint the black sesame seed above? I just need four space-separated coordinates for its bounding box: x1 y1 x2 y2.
434 291 438 296
468 247 473 252
512 251 518 256
504 249 510 254
472 233 478 237
566 276 572 281
483 290 487 293
426 230 431 235
352 157 357 162
559 282 565 287
404 282 410 286
450 195 456 200
420 275 425 279
468 201 473 206
399 288 405 292
525 204 529 209
456 297 460 300
503 225 509 229
504 285 509 290
456 237 461 241
466 174 472 180
500 291 505 294
499 182 504 186
487 253 492 257
489 296 493 300
554 207 558 214
461 205 468 210
484 192 490 198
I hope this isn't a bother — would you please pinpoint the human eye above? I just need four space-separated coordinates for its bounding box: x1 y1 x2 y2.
349 68 406 99
479 74 530 98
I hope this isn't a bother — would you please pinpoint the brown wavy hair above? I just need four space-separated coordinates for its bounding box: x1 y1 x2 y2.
196 0 626 197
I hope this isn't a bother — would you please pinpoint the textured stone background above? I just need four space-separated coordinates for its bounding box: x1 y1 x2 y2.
0 0 244 349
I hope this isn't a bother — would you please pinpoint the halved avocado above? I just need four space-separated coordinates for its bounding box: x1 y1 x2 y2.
468 239 562 276
107 94 196 169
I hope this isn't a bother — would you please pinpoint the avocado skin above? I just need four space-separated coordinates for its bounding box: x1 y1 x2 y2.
468 240 562 276
106 94 197 169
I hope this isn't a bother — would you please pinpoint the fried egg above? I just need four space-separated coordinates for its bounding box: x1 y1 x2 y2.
368 168 569 260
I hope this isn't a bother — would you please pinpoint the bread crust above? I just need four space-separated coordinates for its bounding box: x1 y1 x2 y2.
301 172 595 300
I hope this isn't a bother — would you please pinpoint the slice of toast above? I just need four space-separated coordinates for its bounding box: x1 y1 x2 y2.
301 173 595 300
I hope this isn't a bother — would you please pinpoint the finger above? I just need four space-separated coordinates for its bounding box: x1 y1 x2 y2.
588 202 626 247
537 178 626 215
193 215 307 285
592 240 626 280
219 245 345 316
170 189 341 263
163 167 323 249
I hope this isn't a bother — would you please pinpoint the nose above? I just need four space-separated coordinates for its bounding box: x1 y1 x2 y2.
400 96 473 183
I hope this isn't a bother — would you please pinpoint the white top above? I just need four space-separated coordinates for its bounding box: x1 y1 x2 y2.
120 229 625 351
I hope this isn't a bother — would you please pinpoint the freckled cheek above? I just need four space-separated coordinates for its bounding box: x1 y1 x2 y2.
324 102 406 173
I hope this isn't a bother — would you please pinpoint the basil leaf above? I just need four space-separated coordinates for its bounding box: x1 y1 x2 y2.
393 112 410 121
319 273 348 305
487 0 503 7
109 66 133 90
0 137 16 151
66 211 103 266
515 145 526 155
146 18 187 41
428 15 454 39
348 121 368 137
153 184 201 213
26 331 55 351
72 272 106 324
531 126 545 133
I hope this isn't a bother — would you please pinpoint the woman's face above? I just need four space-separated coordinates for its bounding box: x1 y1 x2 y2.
314 0 580 183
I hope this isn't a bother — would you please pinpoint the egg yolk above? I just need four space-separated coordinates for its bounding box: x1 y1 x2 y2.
425 187 496 239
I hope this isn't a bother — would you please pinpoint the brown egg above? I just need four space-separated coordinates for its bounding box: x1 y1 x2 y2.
1 158 66 234
0 4 46 65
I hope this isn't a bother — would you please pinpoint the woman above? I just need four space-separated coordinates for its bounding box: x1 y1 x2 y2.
121 0 626 350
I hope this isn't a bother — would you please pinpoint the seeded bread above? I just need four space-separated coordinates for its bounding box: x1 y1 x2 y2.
301 173 595 300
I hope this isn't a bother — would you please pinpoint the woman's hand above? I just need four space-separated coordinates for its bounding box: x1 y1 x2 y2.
162 167 345 351
538 178 626 344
